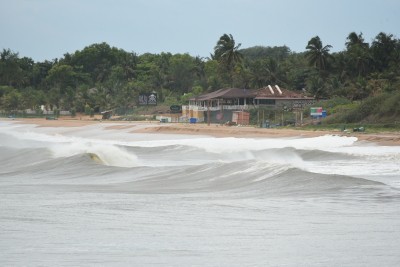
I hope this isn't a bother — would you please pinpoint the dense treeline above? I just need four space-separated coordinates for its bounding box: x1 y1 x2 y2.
1 32 399 119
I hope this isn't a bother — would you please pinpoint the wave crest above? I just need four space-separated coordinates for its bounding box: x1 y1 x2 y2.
49 143 138 168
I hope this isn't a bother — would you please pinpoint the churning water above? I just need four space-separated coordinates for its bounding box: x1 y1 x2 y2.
1 121 399 266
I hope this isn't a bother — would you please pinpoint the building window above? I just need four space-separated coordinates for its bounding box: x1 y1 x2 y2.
258 99 276 105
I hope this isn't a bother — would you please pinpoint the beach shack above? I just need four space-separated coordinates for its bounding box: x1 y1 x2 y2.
182 88 256 124
101 110 113 119
182 85 314 124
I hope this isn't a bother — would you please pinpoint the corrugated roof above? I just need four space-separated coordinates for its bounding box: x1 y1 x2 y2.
191 88 257 101
190 86 313 101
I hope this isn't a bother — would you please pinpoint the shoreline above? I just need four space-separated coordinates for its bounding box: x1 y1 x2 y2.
3 117 400 146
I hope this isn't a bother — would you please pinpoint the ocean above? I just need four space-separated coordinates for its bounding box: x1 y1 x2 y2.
1 121 399 266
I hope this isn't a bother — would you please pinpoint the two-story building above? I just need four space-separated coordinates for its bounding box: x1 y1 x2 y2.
182 85 314 124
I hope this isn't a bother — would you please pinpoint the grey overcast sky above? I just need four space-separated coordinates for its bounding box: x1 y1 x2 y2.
1 0 399 62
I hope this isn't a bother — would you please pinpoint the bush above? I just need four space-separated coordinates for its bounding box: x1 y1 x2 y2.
326 92 400 124
53 108 60 117
35 108 43 116
320 97 352 114
84 104 91 115
379 92 400 117
163 96 179 106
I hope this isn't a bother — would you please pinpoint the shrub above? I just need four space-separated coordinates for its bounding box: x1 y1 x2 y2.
53 108 60 117
84 104 91 115
328 92 400 123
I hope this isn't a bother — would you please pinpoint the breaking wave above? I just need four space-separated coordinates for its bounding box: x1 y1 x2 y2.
0 122 399 196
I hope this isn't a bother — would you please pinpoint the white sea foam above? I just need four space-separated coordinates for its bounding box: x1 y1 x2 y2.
49 142 138 168
0 124 139 167
0 122 357 151
2 121 400 267
1 122 399 172
119 134 358 153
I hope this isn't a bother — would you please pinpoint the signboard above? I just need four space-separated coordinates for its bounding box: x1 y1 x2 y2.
310 107 323 116
311 107 327 118
170 105 182 113
138 93 157 106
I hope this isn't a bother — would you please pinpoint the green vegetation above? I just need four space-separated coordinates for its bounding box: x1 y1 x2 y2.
1 32 399 126
324 92 400 124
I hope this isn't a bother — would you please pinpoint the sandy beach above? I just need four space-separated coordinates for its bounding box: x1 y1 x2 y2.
4 117 400 146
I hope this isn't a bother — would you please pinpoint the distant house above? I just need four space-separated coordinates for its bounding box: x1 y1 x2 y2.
182 85 314 124
101 110 113 119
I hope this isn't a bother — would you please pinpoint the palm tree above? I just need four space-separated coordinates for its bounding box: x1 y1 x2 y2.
306 73 326 99
345 32 371 77
305 36 332 72
120 52 138 81
264 58 287 85
192 56 205 80
214 34 243 65
214 34 243 86
0 48 23 87
345 32 366 49
371 32 397 71
249 59 267 88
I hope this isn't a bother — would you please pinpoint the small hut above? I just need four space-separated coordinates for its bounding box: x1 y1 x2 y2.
101 110 113 120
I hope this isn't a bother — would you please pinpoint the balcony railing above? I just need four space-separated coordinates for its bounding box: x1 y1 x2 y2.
182 105 250 111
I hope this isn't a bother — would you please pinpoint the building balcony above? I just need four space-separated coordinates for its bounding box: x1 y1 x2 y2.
182 105 250 111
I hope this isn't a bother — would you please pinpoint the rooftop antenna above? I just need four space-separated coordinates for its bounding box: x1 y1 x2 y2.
268 85 274 94
275 85 282 95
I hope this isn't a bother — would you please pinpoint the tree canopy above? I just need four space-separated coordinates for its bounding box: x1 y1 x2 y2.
1 32 399 114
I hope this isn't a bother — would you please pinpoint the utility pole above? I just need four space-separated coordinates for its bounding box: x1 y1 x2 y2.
207 100 210 126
